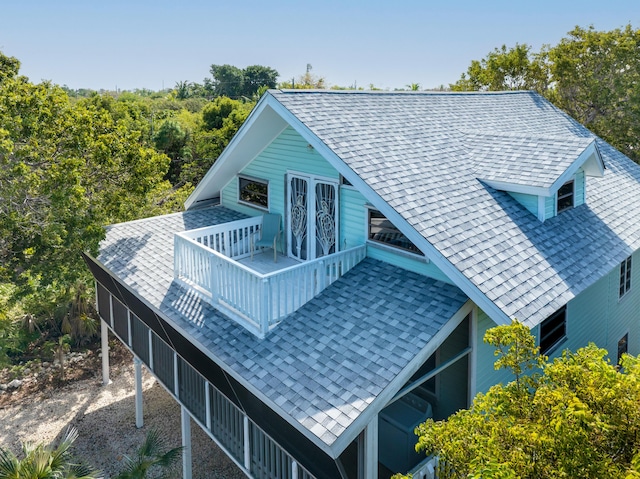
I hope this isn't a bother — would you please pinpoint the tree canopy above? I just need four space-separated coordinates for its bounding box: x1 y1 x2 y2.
451 24 640 162
394 321 640 479
207 64 278 99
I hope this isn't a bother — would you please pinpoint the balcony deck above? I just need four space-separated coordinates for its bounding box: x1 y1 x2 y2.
173 216 367 337
236 250 301 274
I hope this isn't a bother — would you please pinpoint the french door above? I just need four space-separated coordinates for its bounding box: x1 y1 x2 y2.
287 173 338 261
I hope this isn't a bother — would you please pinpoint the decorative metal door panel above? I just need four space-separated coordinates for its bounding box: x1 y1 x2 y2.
315 181 337 257
287 174 338 261
289 175 309 260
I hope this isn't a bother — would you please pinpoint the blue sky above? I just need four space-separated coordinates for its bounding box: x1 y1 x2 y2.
1 0 639 91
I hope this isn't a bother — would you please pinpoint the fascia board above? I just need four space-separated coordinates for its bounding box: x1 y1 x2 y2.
480 179 549 197
550 141 602 193
185 96 287 210
83 252 339 458
267 95 512 329
330 300 475 456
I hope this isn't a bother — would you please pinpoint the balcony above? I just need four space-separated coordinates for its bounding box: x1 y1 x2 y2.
174 216 366 337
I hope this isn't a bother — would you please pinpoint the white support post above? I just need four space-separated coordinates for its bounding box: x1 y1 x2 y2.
101 319 110 385
134 357 144 428
243 415 251 470
292 461 299 479
181 406 192 479
363 415 379 479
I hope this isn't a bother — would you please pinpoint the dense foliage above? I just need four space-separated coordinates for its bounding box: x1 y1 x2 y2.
394 322 640 479
0 53 260 365
452 25 640 162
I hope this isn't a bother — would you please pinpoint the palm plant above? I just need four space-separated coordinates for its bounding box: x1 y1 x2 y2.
115 429 182 479
0 427 101 479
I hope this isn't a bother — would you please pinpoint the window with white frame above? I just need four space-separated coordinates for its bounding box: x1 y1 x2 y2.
540 306 566 355
620 255 632 298
556 180 574 213
238 176 268 210
367 209 423 255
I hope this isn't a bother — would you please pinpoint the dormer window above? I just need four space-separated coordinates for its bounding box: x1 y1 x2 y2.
557 180 574 213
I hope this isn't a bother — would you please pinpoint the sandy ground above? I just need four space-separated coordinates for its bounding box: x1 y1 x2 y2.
0 349 246 479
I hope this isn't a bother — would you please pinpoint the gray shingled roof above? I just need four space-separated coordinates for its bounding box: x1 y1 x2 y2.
269 90 640 327
463 131 595 189
98 206 468 452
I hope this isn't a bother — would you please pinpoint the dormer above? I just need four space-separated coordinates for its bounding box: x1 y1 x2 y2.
466 132 605 222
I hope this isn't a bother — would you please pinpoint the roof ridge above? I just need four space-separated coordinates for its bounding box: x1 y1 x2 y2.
271 89 540 96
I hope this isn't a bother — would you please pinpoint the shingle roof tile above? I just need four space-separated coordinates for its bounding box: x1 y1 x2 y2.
271 90 640 327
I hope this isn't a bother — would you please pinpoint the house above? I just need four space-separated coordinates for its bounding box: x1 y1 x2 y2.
83 90 640 479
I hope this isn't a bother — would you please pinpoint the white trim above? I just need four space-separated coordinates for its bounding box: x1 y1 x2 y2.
481 180 549 197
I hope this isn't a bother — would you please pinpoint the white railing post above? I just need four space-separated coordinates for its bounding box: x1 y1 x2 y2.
210 254 219 302
261 277 270 335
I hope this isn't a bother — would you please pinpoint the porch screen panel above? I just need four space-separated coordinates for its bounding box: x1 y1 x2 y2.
177 356 206 424
111 297 129 342
130 313 150 366
96 283 111 323
250 422 294 479
209 385 244 464
151 333 175 393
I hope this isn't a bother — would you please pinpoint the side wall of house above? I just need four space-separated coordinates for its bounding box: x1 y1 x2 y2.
221 126 452 282
476 248 640 395
557 248 640 360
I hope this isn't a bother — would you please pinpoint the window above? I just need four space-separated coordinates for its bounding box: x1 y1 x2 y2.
540 306 566 354
367 209 422 255
620 255 632 298
339 174 353 186
556 180 574 213
238 176 268 209
617 333 629 365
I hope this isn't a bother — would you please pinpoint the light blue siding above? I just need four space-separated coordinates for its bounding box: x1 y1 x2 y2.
560 249 640 361
544 196 555 220
341 185 452 282
222 127 453 283
221 126 339 219
507 192 538 217
474 309 514 394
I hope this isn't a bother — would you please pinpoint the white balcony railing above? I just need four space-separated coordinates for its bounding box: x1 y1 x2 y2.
174 218 366 337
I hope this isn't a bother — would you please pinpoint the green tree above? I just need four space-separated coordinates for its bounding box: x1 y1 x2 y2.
208 64 245 98
115 429 182 479
451 25 640 163
153 120 191 183
0 52 20 84
546 25 640 162
451 43 548 92
243 65 278 96
0 427 100 479
394 322 640 479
